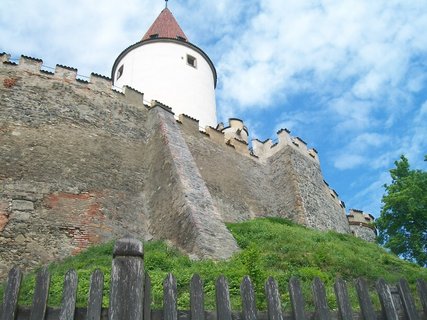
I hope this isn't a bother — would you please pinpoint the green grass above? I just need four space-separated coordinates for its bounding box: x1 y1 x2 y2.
1 218 426 311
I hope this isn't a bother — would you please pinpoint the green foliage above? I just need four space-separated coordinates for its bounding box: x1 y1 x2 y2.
2 217 426 311
376 155 427 266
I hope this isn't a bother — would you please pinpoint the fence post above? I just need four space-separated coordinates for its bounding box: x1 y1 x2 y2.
30 267 50 320
376 278 398 320
86 269 104 320
355 278 376 320
334 278 353 320
163 273 178 320
190 274 205 320
240 276 257 320
109 238 144 320
265 277 283 320
288 277 306 320
144 273 152 320
216 275 232 320
417 279 427 318
1 267 22 320
397 279 420 320
59 269 78 320
312 277 330 320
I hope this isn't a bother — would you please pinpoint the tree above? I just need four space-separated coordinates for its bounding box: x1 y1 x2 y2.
376 155 427 267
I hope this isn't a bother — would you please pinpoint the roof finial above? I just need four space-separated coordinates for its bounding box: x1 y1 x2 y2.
165 0 168 8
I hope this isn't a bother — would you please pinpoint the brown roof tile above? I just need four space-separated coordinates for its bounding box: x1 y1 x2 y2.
142 8 188 41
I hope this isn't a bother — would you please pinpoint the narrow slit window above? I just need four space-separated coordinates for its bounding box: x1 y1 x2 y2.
117 65 124 80
150 34 159 39
187 54 197 68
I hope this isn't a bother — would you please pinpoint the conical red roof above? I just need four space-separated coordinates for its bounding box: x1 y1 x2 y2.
142 8 188 41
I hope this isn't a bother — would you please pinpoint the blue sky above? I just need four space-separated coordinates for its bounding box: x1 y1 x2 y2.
1 0 426 218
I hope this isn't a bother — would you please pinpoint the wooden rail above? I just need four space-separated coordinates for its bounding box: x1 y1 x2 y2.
1 238 426 319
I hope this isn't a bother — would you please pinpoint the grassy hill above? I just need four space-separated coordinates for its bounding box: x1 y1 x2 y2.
2 218 426 311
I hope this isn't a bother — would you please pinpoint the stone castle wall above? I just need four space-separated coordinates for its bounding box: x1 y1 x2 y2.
0 56 152 278
0 55 238 279
179 117 350 233
0 54 373 280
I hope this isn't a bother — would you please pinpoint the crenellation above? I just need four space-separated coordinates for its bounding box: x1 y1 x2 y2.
2 60 17 66
122 85 145 106
205 126 226 145
89 72 112 91
292 139 299 147
308 149 318 160
222 118 249 143
332 189 339 198
228 138 250 156
40 69 54 75
19 55 43 73
225 140 236 149
277 128 293 145
253 128 319 164
252 138 273 160
178 114 199 131
54 64 78 81
178 114 255 158
0 52 10 62
151 100 174 114
76 78 89 84
295 137 307 148
321 181 345 209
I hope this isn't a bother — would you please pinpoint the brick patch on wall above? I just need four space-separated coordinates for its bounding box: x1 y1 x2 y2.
3 77 18 88
44 192 106 253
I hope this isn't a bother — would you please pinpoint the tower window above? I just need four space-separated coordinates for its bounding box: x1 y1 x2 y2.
177 36 186 41
187 54 197 68
150 34 159 39
117 65 124 80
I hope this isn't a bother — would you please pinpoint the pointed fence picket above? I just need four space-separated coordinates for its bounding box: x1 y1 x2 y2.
1 238 426 320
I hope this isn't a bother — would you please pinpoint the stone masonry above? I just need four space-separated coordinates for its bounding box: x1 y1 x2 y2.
0 54 374 280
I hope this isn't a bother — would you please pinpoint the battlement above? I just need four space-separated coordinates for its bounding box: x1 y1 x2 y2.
221 118 249 144
1 53 145 106
252 128 320 164
347 209 375 227
325 184 346 209
346 209 376 242
175 116 255 158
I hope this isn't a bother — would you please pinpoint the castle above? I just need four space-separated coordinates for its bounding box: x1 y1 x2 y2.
0 6 376 279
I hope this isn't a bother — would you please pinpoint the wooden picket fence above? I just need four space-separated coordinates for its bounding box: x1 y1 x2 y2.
1 238 426 320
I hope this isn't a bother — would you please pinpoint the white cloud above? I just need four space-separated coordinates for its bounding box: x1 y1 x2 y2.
215 0 427 135
334 154 366 170
0 0 161 76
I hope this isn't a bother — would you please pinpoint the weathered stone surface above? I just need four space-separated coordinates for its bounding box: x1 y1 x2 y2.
181 125 350 234
0 63 151 279
269 146 350 233
11 199 34 211
181 123 275 222
10 211 31 221
350 225 376 242
143 105 239 259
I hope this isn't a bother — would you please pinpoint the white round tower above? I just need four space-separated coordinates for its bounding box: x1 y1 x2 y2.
112 7 217 128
